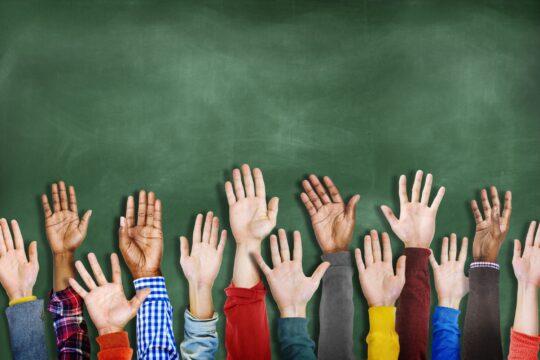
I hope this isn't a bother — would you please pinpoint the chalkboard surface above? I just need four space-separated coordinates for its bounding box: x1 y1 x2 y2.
1 0 539 358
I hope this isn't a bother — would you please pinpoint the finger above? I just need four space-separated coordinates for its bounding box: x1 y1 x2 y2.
492 205 501 235
28 241 38 266
0 223 5 256
323 176 343 203
202 212 213 244
126 196 135 227
130 288 152 314
371 230 382 262
232 168 245 199
302 180 323 209
180 236 190 261
154 199 162 230
42 194 53 218
88 253 108 286
525 221 536 247
68 186 78 213
10 220 25 251
458 237 468 263
380 205 399 229
59 181 69 210
441 237 449 264
270 235 281 267
513 239 522 262
381 232 392 263
217 230 227 256
346 195 361 221
364 235 373 265
309 175 331 204
210 216 220 247
192 214 203 243
311 261 331 283
292 231 302 262
224 181 236 205
354 248 365 273
52 183 61 212
420 173 433 205
137 191 147 226
242 164 255 197
254 252 272 276
471 200 483 223
535 222 540 248
480 189 491 219
411 170 423 203
267 197 279 222
75 260 97 290
502 191 512 222
449 233 457 261
68 278 88 298
0 219 14 251
300 192 317 216
490 186 501 215
111 253 122 284
429 251 439 270
398 175 409 204
278 229 290 262
253 168 266 198
396 255 406 281
146 191 155 227
430 187 445 211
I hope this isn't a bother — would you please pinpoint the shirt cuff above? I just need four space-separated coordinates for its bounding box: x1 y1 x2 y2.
184 309 218 333
321 251 352 267
434 306 460 324
133 276 166 302
9 295 37 306
48 286 84 316
225 280 266 301
97 331 133 360
368 306 396 333
470 261 500 270
403 248 431 271
278 317 309 337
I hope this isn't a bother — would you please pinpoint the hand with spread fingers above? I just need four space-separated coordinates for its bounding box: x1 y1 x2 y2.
354 230 406 307
42 181 92 291
470 186 512 262
180 212 227 319
429 234 469 309
381 170 445 248
0 219 39 302
119 191 163 279
69 253 151 336
254 229 330 318
300 175 360 254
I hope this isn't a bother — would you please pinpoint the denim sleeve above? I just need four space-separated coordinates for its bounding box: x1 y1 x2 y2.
179 309 219 360
5 299 48 360
432 306 461 360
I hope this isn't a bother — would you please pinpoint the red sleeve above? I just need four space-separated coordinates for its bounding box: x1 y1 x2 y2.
224 281 271 360
396 247 430 360
97 331 133 360
508 329 540 360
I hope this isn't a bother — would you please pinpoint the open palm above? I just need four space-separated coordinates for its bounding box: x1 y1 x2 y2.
513 221 540 287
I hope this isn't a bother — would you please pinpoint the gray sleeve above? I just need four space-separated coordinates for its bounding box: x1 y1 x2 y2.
317 251 355 360
5 299 48 360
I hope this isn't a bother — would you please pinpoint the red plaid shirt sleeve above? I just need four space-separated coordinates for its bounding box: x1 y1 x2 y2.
48 287 91 359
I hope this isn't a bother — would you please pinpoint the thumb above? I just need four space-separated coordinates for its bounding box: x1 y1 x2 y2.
346 195 361 220
513 239 522 263
311 261 331 284
130 288 152 314
79 210 93 233
267 197 279 223
380 205 399 229
396 255 406 282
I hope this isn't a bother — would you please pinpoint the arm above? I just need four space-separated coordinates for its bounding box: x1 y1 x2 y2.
508 221 540 360
380 171 445 360
254 230 330 360
223 165 278 359
429 234 469 360
300 175 359 360
42 182 92 358
355 230 406 360
462 187 511 360
0 219 47 360
118 190 178 359
179 211 226 359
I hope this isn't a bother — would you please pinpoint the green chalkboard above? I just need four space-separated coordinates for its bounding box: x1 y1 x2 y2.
1 0 540 358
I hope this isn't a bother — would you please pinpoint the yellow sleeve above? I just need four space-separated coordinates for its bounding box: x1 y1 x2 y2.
366 306 400 360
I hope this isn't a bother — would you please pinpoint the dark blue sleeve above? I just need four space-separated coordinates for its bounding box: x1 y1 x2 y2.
432 306 461 360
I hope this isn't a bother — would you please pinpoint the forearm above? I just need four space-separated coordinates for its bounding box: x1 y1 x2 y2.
232 243 260 288
431 306 461 360
513 282 539 336
5 300 48 360
53 253 76 292
318 252 354 360
188 283 214 320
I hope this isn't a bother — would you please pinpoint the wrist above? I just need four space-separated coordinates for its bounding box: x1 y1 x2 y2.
98 325 124 336
438 296 461 309
235 241 261 253
517 282 539 295
132 269 162 280
54 252 75 264
7 289 33 303
188 282 214 319
279 304 306 318
368 298 396 307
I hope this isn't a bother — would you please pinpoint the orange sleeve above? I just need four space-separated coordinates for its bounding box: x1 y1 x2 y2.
97 331 133 360
508 329 540 360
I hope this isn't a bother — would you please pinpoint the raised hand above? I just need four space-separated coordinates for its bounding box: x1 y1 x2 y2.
69 253 151 335
429 234 469 309
381 170 445 248
119 191 163 279
470 187 512 262
254 229 330 318
180 212 227 319
513 221 540 288
300 175 360 254
42 181 92 255
354 230 405 307
0 219 38 302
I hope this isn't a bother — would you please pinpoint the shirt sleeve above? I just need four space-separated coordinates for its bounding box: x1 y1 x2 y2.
462 262 503 360
366 306 399 360
396 247 430 360
5 299 48 360
431 306 461 360
179 309 219 360
96 331 133 360
317 252 354 360
48 286 91 359
508 329 540 360
133 276 179 360
224 281 271 360
278 317 316 360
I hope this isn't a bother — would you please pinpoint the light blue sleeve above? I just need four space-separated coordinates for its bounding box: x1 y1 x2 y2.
179 309 219 360
432 306 461 360
5 299 48 360
134 276 179 360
